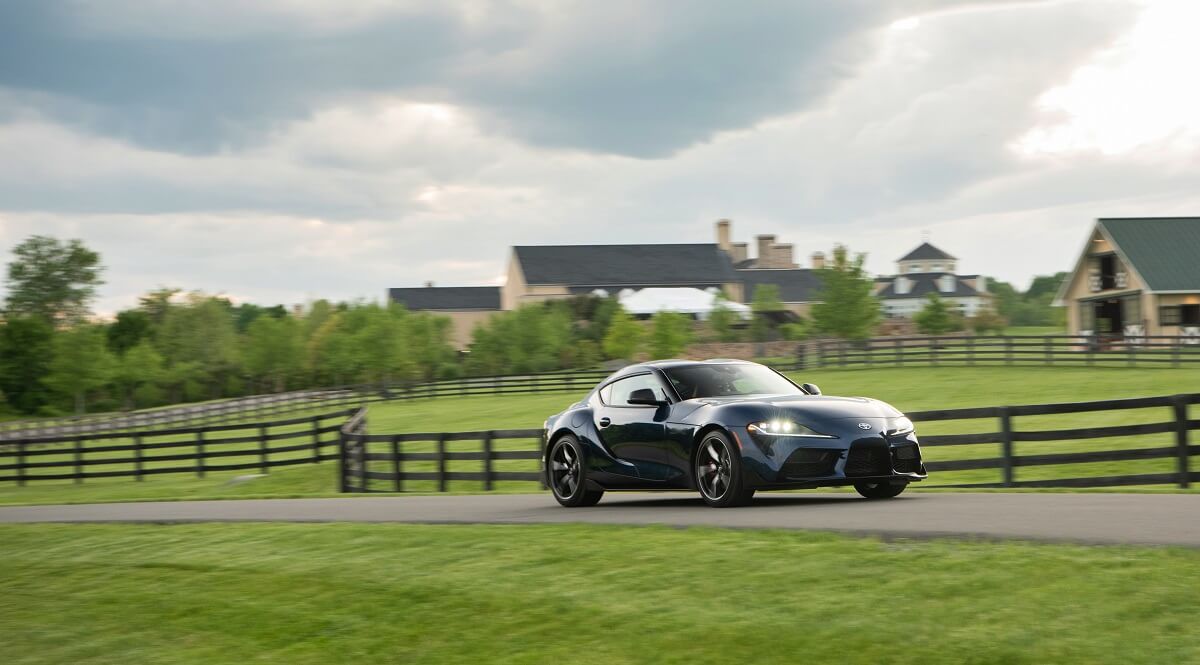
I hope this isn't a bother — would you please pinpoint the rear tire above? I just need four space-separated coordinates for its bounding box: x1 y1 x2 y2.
854 481 907 499
695 430 755 508
549 435 604 507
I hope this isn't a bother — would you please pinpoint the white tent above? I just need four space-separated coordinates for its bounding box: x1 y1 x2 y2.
618 287 751 320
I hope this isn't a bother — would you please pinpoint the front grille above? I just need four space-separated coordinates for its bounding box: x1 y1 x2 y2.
845 441 891 477
780 448 839 479
891 443 921 473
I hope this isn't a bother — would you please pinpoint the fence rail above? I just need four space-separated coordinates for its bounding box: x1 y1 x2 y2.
808 334 1200 369
0 409 354 485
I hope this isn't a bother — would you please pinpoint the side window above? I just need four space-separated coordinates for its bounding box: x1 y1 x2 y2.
605 374 670 406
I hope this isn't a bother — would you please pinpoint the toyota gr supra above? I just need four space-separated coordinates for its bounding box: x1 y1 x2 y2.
542 359 926 507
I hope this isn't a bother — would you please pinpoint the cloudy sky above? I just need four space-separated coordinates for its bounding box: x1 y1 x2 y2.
1 0 1198 314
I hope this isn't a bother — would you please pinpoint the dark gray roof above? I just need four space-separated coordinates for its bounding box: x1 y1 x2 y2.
876 273 982 299
388 286 500 311
1100 218 1200 291
899 242 956 262
514 244 737 287
738 269 822 303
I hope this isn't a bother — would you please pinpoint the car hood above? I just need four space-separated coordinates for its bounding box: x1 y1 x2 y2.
685 394 904 421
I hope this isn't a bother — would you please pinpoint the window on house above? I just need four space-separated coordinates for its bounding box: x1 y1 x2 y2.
1162 305 1200 326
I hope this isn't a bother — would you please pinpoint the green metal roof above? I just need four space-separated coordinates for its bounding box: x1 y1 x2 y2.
1099 218 1200 292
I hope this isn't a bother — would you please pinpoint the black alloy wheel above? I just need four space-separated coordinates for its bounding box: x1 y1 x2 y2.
695 431 754 508
549 435 603 507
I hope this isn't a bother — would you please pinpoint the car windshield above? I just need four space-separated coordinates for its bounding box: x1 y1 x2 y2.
663 364 803 400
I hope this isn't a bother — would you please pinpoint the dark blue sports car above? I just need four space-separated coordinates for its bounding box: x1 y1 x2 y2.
542 359 926 507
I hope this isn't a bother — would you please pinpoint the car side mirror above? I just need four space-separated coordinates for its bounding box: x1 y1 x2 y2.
627 388 666 406
801 383 822 396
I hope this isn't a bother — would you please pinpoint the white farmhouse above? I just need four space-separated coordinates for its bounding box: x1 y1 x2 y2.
873 242 991 318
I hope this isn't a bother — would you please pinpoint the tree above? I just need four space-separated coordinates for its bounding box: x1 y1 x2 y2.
112 342 164 409
708 300 741 342
914 293 964 335
244 314 303 392
969 307 1007 335
749 284 784 342
0 316 55 414
156 293 242 400
650 311 692 358
4 236 104 323
43 325 116 414
602 305 642 361
107 309 153 355
811 245 880 340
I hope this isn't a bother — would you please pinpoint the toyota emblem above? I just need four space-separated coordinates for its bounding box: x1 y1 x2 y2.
857 422 872 430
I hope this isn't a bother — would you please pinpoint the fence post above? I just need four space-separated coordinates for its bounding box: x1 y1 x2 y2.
311 416 321 464
999 407 1014 487
1172 395 1190 489
815 341 824 368
483 431 494 492
355 433 367 493
930 338 938 367
258 425 269 474
1044 337 1052 365
16 440 26 486
967 337 975 366
195 429 206 478
1173 337 1182 368
391 434 402 492
338 429 349 493
74 435 84 484
838 341 846 367
1004 337 1013 366
437 433 447 492
134 434 144 482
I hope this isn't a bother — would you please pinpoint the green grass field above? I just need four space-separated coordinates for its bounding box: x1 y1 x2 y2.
1 365 1196 504
2 522 1198 665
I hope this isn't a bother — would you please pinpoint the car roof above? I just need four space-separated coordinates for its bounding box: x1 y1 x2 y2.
610 358 756 378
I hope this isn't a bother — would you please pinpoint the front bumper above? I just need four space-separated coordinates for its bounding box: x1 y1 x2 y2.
735 426 927 489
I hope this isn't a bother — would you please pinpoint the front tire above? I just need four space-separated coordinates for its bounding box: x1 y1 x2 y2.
854 481 907 499
695 431 755 508
549 435 604 507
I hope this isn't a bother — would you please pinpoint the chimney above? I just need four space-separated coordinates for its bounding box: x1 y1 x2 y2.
731 242 749 264
773 243 795 268
424 281 434 288
715 219 732 251
811 252 826 270
756 235 776 268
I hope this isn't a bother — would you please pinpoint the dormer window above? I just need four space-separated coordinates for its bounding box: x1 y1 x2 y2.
895 276 911 294
939 275 956 293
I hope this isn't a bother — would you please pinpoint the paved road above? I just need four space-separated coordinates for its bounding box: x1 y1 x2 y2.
3 492 1200 546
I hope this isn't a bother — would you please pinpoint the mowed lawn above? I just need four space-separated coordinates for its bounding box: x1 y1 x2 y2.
1 365 1197 503
2 522 1199 665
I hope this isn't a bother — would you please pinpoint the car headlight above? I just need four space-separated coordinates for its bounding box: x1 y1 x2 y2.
886 416 915 436
747 420 836 439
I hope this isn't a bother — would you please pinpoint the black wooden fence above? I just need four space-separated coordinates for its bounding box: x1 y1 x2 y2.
808 335 1200 369
0 409 352 485
0 369 613 443
338 393 1199 493
339 408 543 493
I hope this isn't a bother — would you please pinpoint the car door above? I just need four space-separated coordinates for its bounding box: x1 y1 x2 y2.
594 372 673 480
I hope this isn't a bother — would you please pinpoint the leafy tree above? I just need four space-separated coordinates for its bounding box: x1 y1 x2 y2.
156 293 242 400
780 320 811 341
244 314 303 392
44 325 116 414
649 311 692 359
811 245 880 340
0 316 55 414
4 236 104 323
749 284 784 342
112 342 164 409
138 288 179 325
914 293 964 335
107 309 153 355
602 305 642 361
708 301 741 342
